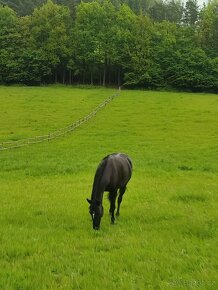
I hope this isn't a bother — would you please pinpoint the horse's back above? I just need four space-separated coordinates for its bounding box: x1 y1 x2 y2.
103 153 132 189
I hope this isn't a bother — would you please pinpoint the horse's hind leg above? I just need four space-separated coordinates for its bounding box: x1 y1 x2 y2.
109 191 117 224
116 186 126 216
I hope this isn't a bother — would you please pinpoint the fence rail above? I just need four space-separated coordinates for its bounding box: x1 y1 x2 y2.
0 92 118 151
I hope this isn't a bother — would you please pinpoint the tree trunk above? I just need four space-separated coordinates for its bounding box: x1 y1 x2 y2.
118 66 121 87
69 69 72 85
103 69 106 86
62 69 65 84
99 70 102 86
82 69 85 84
108 59 111 85
90 68 93 85
82 61 85 84
103 56 107 87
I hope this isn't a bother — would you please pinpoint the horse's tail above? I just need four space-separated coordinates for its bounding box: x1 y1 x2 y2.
126 156 133 180
127 156 133 170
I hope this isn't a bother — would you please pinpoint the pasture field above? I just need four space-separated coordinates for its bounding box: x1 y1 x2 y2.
0 86 217 290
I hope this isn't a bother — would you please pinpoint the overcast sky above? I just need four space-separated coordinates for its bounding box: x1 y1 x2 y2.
197 0 208 6
183 0 208 7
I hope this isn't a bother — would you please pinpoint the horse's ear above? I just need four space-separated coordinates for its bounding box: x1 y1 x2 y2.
87 198 91 204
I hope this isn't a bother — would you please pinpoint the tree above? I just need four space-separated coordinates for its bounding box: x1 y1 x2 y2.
73 0 117 86
183 0 199 25
73 1 102 84
123 15 155 88
151 20 178 88
199 0 218 56
149 0 167 22
56 0 81 18
166 0 184 23
153 23 218 92
112 4 137 86
167 48 218 91
28 0 72 83
0 0 46 16
0 5 22 82
149 0 184 23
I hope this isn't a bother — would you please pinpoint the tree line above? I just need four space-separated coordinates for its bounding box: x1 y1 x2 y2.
0 0 217 92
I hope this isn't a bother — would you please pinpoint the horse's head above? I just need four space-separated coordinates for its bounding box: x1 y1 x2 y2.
87 198 104 230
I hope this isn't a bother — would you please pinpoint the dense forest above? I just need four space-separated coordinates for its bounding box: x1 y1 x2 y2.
0 0 217 92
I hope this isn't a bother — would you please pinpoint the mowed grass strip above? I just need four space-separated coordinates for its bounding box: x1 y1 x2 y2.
0 86 217 289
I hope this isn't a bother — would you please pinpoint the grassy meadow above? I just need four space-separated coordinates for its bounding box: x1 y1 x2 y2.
0 86 217 289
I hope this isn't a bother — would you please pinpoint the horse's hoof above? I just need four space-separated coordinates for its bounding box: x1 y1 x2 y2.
116 212 120 217
93 225 100 230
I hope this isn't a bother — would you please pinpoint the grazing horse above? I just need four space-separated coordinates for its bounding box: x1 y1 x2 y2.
87 153 132 230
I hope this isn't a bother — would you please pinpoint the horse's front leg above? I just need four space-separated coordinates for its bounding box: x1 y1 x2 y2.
109 191 117 224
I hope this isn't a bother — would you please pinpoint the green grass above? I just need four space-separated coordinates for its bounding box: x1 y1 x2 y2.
0 85 114 141
0 86 217 289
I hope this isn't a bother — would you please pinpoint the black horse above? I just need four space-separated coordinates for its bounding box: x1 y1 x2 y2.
87 153 132 230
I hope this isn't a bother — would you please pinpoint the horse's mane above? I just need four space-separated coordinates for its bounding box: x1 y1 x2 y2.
91 156 109 200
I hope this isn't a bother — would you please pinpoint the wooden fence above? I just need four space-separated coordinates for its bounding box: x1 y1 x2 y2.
0 92 118 151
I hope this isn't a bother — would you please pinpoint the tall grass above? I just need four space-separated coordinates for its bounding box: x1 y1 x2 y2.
0 86 217 289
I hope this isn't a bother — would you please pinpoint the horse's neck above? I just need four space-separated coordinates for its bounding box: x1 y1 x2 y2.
91 173 105 203
91 159 107 202
91 180 104 202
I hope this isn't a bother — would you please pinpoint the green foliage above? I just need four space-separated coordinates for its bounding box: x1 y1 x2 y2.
0 0 46 16
199 0 218 56
148 0 184 23
29 0 72 81
0 86 217 289
0 6 24 82
0 0 217 91
123 15 155 88
167 48 218 91
183 0 199 25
